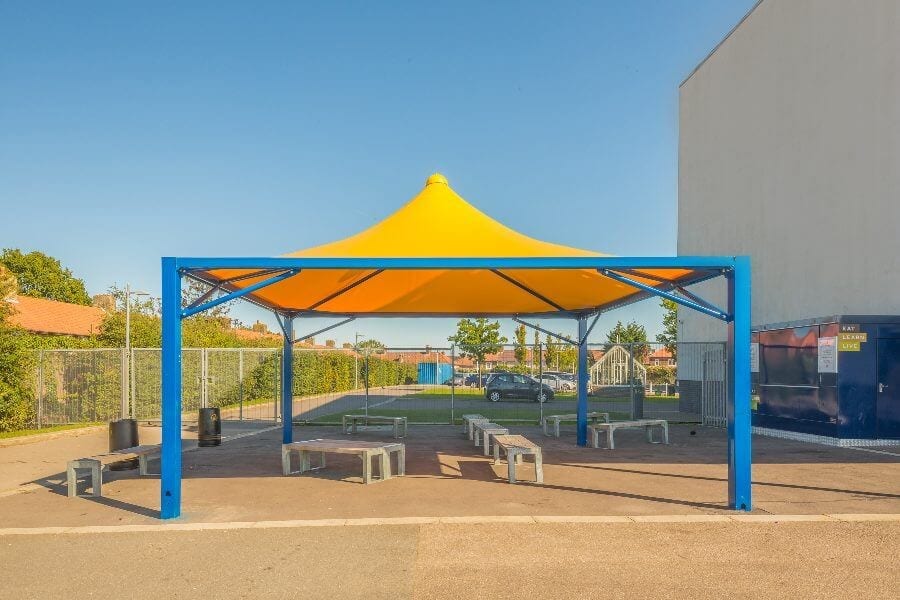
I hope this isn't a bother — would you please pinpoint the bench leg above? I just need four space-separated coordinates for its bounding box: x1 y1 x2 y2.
493 441 501 465
507 451 517 484
282 448 292 475
320 451 327 468
483 433 491 456
362 452 373 484
542 418 548 436
534 450 544 484
662 423 669 445
91 463 102 497
300 450 312 473
554 420 561 438
380 450 391 480
590 428 599 448
66 464 77 498
608 429 615 450
397 447 406 476
474 429 481 448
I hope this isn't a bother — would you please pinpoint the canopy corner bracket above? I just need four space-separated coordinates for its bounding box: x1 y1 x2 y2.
180 269 301 319
598 269 731 322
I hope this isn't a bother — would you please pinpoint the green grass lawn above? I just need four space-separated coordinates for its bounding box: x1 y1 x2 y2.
0 422 102 440
307 406 635 425
409 390 679 404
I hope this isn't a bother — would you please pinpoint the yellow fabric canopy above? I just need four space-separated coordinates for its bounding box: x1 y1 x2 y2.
202 174 695 315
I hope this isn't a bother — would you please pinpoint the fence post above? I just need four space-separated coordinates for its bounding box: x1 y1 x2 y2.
238 348 244 421
120 347 128 420
36 350 44 429
450 344 455 425
538 343 543 426
129 347 136 419
629 343 635 420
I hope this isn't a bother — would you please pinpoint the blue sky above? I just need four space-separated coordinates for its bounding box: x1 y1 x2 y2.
0 1 755 347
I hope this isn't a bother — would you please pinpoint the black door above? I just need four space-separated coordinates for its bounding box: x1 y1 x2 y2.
876 339 900 439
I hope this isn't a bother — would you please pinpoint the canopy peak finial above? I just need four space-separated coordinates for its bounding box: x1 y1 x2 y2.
425 173 448 187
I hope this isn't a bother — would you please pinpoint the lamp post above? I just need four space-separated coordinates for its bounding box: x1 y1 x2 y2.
123 284 149 418
354 332 365 389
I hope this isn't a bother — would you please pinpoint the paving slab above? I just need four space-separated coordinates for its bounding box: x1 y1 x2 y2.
0 424 897 528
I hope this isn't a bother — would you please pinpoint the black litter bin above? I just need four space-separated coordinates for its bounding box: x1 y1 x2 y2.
198 408 222 447
108 418 140 470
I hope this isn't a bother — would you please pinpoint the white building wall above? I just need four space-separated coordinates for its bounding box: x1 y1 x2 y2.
678 0 900 344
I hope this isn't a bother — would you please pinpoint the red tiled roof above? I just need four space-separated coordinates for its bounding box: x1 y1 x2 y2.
648 347 674 360
7 295 105 337
232 327 280 341
383 350 452 364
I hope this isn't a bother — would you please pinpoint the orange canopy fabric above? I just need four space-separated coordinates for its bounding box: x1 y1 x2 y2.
202 174 695 315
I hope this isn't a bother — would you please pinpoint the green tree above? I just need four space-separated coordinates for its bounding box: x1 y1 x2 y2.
357 338 385 352
0 249 91 305
656 299 678 358
544 334 576 372
0 266 35 431
646 365 675 386
513 324 527 367
531 328 540 372
448 318 507 377
605 320 649 357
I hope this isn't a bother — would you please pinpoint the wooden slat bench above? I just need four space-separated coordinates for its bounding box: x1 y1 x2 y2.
588 419 669 449
282 439 405 484
342 415 407 439
541 412 610 437
67 445 161 498
490 435 543 484
473 422 509 456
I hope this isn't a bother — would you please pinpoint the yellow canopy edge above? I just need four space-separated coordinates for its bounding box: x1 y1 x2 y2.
203 175 694 315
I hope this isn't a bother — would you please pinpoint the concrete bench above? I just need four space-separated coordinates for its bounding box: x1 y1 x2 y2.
342 415 407 439
462 415 490 440
461 414 485 436
541 412 610 437
67 445 161 498
490 435 544 484
282 439 405 484
472 422 509 456
588 419 669 449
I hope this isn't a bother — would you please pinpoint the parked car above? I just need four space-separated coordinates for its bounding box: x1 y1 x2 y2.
464 374 489 387
539 373 575 391
442 374 466 386
485 373 554 403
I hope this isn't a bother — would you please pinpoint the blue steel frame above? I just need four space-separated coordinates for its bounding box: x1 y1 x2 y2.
160 255 752 518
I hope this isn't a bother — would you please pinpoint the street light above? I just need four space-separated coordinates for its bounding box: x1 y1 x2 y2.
354 332 366 389
124 284 149 418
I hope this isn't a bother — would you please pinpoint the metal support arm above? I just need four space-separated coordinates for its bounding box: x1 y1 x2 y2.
181 269 300 319
598 269 730 322
513 317 577 346
292 317 356 345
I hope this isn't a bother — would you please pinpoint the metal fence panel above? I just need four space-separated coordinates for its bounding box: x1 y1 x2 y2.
32 348 124 427
25 341 726 430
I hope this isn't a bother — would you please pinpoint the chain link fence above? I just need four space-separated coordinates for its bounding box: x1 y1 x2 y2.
24 341 726 429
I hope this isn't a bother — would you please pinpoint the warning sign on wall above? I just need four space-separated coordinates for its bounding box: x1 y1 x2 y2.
818 337 838 372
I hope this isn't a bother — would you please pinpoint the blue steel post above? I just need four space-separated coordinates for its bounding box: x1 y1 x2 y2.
281 316 294 444
160 258 182 519
727 257 752 510
576 316 589 446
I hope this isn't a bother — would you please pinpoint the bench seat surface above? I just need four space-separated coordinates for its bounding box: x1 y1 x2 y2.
491 435 539 450
76 444 160 465
288 439 399 452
